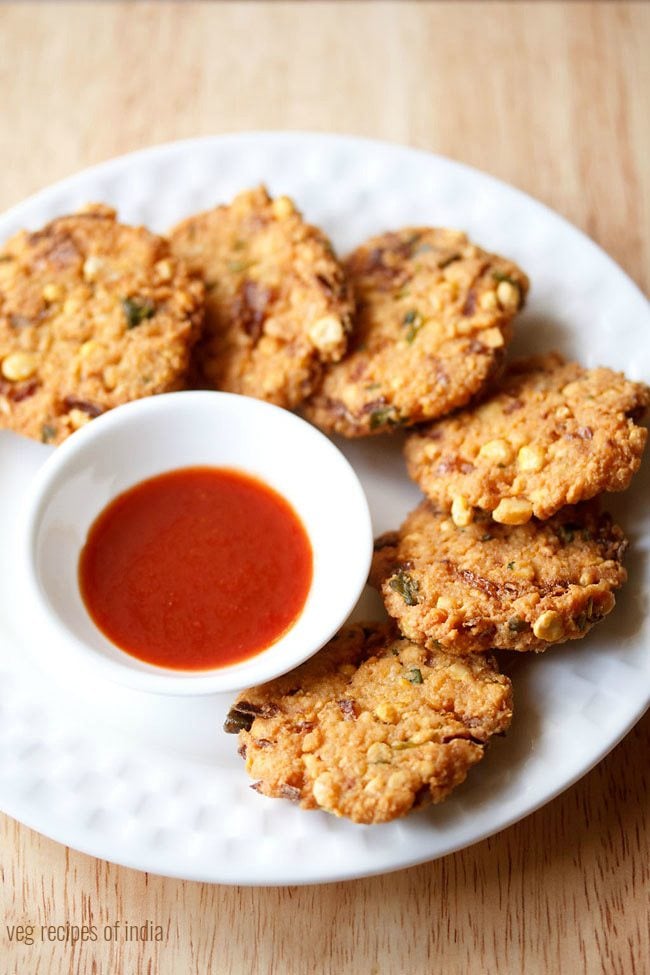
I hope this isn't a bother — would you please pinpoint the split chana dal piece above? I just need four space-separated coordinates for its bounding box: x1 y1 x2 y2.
224 622 512 825
371 500 628 653
405 353 650 523
169 186 354 409
303 227 528 436
0 204 205 445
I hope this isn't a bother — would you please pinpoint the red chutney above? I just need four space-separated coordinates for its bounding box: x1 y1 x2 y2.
78 467 313 671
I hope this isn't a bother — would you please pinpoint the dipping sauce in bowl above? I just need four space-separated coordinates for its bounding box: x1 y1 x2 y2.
78 466 313 671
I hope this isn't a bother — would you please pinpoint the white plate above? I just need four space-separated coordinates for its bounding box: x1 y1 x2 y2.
0 133 648 885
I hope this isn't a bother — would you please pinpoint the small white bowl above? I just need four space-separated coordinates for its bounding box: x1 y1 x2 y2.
18 391 373 695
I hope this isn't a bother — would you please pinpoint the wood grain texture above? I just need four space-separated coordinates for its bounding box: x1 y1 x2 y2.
0 2 648 973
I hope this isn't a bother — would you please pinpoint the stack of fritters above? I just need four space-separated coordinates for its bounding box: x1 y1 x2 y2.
2 187 647 825
376 354 649 653
221 206 647 824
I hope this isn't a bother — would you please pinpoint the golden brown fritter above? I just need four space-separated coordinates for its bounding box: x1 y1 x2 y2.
405 353 650 524
372 501 628 653
169 186 354 408
224 622 512 824
303 227 528 436
0 204 204 444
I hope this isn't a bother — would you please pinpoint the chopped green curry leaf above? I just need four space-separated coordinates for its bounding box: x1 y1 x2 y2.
41 423 56 443
507 615 527 632
122 296 155 328
369 405 400 430
402 308 423 344
389 569 420 606
405 667 423 684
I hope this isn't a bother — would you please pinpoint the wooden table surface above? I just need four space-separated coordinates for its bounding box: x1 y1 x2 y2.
1 3 648 973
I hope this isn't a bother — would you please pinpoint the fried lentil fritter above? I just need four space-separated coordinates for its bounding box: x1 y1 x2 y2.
0 204 204 444
303 227 528 436
372 501 628 653
224 622 512 824
405 353 650 524
169 186 354 408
